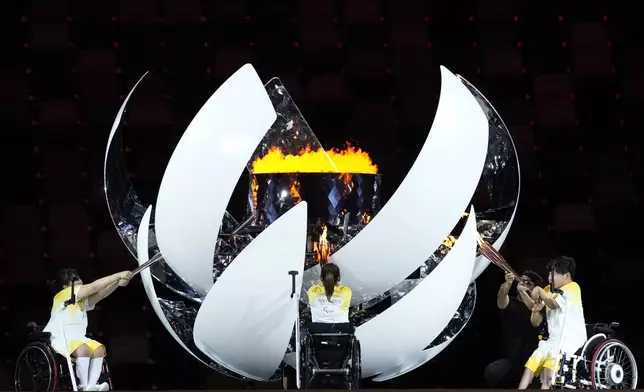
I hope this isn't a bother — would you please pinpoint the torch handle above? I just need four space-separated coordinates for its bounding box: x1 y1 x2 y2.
131 253 164 276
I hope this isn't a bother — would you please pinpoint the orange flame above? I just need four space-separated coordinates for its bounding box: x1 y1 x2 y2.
313 225 331 263
250 175 259 212
361 212 371 225
289 179 302 203
251 144 378 174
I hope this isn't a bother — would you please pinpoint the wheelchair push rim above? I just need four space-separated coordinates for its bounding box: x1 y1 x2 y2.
591 339 638 389
14 343 59 391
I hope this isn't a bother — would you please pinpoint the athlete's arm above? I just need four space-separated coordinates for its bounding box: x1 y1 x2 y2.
531 286 559 310
530 302 544 327
517 283 535 310
76 271 132 301
497 272 514 309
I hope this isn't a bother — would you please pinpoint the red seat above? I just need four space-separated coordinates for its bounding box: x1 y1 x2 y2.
164 0 201 24
77 49 118 75
74 0 113 21
38 100 79 127
298 0 335 23
387 0 427 22
484 47 523 77
1 206 45 285
123 75 170 130
306 75 350 103
389 23 429 50
300 23 340 50
201 0 248 22
533 74 576 127
118 0 158 25
475 0 519 23
96 230 134 273
0 71 29 125
553 204 595 232
48 205 90 264
42 152 85 204
346 49 387 79
342 0 381 24
570 23 613 76
29 0 68 23
29 23 69 51
213 49 253 78
351 100 394 134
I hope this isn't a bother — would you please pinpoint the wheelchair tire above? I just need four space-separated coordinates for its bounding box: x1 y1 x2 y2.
590 338 638 389
300 336 311 389
350 340 361 390
14 342 59 391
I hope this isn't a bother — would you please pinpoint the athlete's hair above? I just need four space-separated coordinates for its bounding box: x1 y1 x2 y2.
320 263 341 301
520 270 544 287
54 268 79 292
547 256 576 280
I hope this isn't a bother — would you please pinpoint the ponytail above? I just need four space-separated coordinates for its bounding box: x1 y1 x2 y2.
320 263 341 301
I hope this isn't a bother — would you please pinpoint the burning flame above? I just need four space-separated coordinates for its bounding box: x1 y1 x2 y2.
251 144 378 174
361 212 371 225
313 225 331 263
289 179 302 203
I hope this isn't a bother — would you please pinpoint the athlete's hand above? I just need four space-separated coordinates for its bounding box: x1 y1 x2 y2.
532 301 544 313
117 270 133 286
517 282 530 296
504 271 515 285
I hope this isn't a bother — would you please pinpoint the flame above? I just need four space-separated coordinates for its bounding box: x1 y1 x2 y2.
361 212 371 225
313 225 331 263
250 175 259 212
251 144 378 174
289 179 302 203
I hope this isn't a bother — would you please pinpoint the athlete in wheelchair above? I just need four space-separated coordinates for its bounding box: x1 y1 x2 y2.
519 257 638 389
295 263 361 389
14 268 133 391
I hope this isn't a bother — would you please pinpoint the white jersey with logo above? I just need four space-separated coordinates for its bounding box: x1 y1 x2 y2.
307 284 352 323
43 287 95 356
545 281 587 355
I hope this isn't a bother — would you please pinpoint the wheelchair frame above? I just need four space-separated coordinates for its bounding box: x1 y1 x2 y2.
14 322 113 392
552 323 638 389
299 328 362 389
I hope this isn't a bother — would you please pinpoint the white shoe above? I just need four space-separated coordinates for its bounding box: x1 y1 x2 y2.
83 382 109 391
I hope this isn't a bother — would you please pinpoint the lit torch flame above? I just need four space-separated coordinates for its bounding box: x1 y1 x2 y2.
313 225 331 263
251 143 378 174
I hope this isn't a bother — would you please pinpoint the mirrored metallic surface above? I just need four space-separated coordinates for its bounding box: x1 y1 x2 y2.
104 72 519 380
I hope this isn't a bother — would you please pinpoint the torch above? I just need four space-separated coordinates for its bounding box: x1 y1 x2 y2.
131 252 164 276
476 233 526 283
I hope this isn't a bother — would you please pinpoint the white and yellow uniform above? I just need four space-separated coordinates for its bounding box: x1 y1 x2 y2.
307 284 352 323
43 287 105 357
525 282 587 376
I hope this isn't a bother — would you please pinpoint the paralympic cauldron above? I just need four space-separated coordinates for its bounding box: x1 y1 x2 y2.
103 64 520 382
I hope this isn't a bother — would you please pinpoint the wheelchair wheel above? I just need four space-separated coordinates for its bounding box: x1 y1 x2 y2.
350 340 361 390
590 339 638 389
14 342 59 391
300 336 311 389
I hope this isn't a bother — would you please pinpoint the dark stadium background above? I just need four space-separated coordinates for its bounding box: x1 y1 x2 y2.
1 0 642 389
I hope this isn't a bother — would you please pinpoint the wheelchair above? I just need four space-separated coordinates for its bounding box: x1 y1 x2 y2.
298 323 361 389
14 322 113 391
552 322 638 389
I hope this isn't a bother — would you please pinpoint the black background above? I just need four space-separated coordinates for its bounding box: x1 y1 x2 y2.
1 0 642 389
